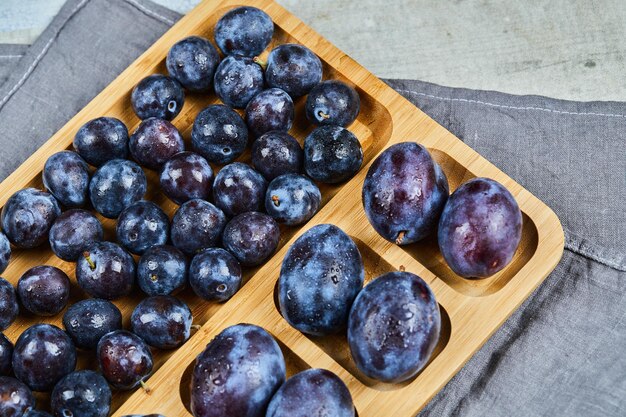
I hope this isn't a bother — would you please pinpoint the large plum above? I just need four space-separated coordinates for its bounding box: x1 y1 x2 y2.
278 224 364 336
97 330 153 390
438 177 522 278
1 188 61 248
190 324 286 417
266 368 354 417
347 271 440 383
362 142 449 245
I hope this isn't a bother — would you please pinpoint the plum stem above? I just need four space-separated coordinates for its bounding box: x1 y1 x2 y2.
253 56 267 70
82 251 96 270
395 231 406 245
140 380 152 394
150 274 158 282
399 265 406 272
271 195 280 207
191 324 202 331
318 110 330 120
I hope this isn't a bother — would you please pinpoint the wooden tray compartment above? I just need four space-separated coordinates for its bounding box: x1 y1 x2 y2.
0 0 564 416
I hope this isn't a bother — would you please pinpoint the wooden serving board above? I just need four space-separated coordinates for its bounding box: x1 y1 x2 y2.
0 0 565 415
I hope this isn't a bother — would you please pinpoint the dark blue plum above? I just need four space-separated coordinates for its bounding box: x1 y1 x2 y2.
223 212 280 267
438 177 523 278
116 200 170 255
49 209 103 261
362 142 449 245
0 376 35 417
166 36 220 91
0 334 12 376
42 151 90 207
130 295 192 350
1 188 61 248
76 241 135 300
191 104 248 165
266 44 322 97
89 159 147 219
12 324 77 391
189 248 242 302
214 55 264 109
131 74 184 121
17 265 70 317
0 278 18 331
97 330 153 391
212 163 267 217
73 117 129 167
250 131 303 181
0 232 10 274
348 271 440 383
129 118 185 170
278 224 364 336
266 368 354 417
305 80 360 127
304 126 362 184
190 324 285 417
137 245 187 296
159 152 214 205
62 299 122 350
265 174 320 226
171 199 227 255
214 6 273 57
51 370 111 417
244 88 294 137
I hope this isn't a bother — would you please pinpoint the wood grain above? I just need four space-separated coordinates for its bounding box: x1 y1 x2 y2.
0 0 564 415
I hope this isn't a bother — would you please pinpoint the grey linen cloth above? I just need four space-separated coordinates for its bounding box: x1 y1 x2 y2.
0 0 624 415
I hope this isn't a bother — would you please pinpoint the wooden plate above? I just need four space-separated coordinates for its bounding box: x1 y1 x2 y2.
0 0 564 415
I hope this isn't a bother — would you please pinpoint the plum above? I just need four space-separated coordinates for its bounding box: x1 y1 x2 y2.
89 159 147 219
63 298 122 350
266 44 322 97
265 174 321 226
1 188 60 248
131 75 184 121
0 334 12 376
214 55 264 108
438 177 523 278
116 200 170 255
97 330 153 390
42 151 90 207
51 370 111 417
17 265 70 316
73 117 129 167
191 104 248 165
170 199 226 255
214 6 273 57
251 131 303 181
245 88 294 137
348 271 440 383
76 241 136 300
212 163 267 217
362 142 449 245
303 126 363 183
49 209 104 261
0 278 18 331
0 376 35 417
160 151 214 205
130 295 192 350
129 118 184 170
0 232 10 274
166 36 220 91
222 212 280 266
189 248 242 302
190 324 286 417
278 224 364 336
137 245 188 296
305 80 360 127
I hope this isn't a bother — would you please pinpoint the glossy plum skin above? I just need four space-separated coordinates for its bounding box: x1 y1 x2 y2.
266 44 322 97
189 248 242 302
73 117 129 167
0 278 18 331
191 104 248 165
12 324 77 391
0 376 35 417
97 330 153 390
190 324 286 417
266 368 355 417
166 36 220 91
51 370 112 417
305 80 360 127
89 159 147 219
0 334 12 375
1 188 61 248
116 200 170 255
76 241 136 300
214 6 273 57
137 245 188 296
222 212 280 267
348 272 440 383
278 224 364 336
42 151 90 207
438 177 523 278
49 209 104 261
362 142 449 245
171 199 227 255
131 295 192 349
251 132 302 181
0 232 10 274
212 163 267 217
245 88 294 137
62 299 122 350
304 126 363 184
214 55 264 109
129 118 185 170
17 265 70 317
131 74 184 121
160 152 214 205
265 174 321 226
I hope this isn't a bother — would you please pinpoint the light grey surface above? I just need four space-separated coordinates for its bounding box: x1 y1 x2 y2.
1 0 625 101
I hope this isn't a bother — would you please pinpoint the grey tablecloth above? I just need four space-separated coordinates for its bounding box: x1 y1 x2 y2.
0 0 624 415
